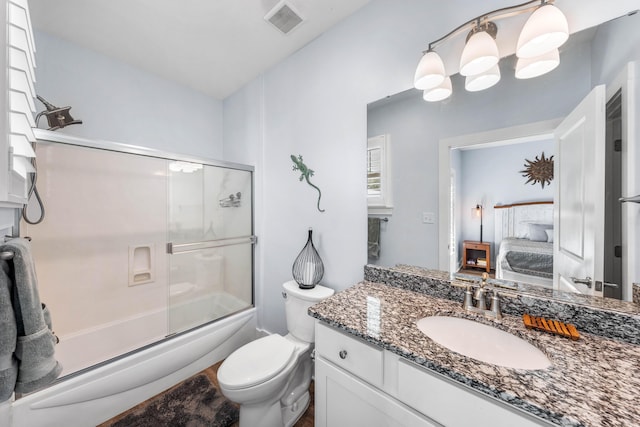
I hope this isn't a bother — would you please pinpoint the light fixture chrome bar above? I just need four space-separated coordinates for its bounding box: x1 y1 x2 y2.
426 0 548 51
167 235 257 254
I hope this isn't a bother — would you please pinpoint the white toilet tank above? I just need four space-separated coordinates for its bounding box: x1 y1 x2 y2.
282 280 334 343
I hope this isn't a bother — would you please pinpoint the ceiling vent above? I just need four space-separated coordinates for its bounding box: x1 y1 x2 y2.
265 1 303 34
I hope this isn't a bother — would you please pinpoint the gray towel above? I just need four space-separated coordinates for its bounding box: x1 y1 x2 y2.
368 218 381 259
0 262 18 401
0 238 62 397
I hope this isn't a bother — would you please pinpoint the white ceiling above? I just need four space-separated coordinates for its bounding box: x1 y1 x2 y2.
27 0 372 99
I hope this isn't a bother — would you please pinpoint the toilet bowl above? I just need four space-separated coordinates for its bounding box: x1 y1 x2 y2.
218 281 334 427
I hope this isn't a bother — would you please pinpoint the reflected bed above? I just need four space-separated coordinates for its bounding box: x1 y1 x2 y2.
494 201 554 288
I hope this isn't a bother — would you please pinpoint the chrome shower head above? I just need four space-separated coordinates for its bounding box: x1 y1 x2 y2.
36 95 83 131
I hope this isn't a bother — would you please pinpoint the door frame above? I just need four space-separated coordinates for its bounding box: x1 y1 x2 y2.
607 61 637 301
438 119 561 272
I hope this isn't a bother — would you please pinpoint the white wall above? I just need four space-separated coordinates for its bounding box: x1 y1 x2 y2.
33 31 223 158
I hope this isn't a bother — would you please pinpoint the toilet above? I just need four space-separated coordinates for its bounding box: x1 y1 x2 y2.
218 280 334 427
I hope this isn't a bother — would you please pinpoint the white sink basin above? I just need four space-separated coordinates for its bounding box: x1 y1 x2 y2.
416 316 551 370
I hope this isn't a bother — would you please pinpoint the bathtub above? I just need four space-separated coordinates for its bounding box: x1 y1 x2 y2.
53 290 251 376
9 307 256 427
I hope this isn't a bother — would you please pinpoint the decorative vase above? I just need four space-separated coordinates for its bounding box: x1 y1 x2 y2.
292 228 324 289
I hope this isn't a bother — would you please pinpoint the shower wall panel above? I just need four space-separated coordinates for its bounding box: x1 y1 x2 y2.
21 140 254 376
23 143 168 370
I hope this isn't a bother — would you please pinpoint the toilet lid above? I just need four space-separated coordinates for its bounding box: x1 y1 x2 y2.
218 335 296 390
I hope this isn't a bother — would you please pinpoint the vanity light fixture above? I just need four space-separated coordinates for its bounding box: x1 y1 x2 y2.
515 48 560 79
459 21 499 77
423 76 452 102
516 3 569 58
465 64 501 92
415 0 568 102
414 50 446 90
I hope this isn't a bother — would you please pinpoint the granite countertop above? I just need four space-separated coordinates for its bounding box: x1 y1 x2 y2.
309 281 640 427
393 264 640 317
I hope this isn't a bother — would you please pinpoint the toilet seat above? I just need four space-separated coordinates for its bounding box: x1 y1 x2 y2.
218 335 296 390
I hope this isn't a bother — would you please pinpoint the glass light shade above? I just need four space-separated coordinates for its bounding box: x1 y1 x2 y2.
515 49 560 79
516 4 569 59
459 31 499 77
423 76 452 102
414 51 446 90
465 64 500 92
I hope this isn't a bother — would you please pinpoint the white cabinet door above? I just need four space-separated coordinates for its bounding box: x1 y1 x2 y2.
396 359 553 427
315 358 439 427
554 85 606 296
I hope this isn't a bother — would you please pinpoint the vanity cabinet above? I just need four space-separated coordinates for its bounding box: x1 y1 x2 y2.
314 321 553 427
315 323 435 427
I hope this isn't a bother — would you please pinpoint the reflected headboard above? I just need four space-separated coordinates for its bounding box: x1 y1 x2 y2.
494 201 554 244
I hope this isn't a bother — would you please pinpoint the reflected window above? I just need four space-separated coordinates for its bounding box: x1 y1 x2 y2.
367 134 393 214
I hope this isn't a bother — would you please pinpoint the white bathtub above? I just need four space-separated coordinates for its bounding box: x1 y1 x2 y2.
8 307 256 427
53 290 251 376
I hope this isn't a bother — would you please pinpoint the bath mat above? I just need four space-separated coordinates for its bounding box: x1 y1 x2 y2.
98 372 239 427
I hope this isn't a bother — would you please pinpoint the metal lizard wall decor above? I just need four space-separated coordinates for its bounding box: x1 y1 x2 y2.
291 154 325 212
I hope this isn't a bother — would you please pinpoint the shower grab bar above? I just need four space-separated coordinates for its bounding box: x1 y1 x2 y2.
167 235 257 255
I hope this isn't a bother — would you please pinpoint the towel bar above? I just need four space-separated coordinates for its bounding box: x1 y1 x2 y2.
369 217 389 222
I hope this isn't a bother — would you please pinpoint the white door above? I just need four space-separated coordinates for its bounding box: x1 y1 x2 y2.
553 85 606 296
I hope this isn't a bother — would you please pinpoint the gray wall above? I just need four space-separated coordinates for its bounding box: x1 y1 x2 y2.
33 31 224 159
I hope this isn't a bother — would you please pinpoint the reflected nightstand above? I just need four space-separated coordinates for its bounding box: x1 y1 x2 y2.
462 240 492 273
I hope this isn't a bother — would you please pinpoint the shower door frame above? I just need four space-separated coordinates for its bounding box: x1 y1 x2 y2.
28 128 257 352
32 127 256 307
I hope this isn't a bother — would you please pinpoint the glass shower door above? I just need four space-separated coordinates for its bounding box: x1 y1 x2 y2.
167 161 254 334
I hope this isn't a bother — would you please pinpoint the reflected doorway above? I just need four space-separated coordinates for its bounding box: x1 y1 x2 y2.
604 90 623 299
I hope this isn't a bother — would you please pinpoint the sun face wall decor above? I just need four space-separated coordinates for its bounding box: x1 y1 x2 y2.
520 152 554 188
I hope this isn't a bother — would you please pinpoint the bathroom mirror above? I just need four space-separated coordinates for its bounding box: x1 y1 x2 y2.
367 10 639 301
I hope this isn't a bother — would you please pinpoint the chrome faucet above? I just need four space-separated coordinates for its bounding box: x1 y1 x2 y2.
462 273 502 319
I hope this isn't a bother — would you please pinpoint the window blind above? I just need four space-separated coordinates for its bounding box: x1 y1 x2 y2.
367 146 382 197
7 0 37 200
